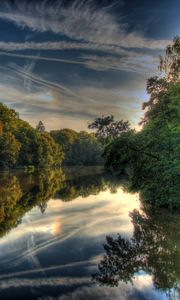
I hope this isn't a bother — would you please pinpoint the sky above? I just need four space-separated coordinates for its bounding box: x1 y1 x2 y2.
0 0 179 131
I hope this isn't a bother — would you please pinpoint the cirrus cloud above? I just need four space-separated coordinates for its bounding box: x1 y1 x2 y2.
0 0 169 50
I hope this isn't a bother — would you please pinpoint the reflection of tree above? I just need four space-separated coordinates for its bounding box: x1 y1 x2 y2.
0 175 23 234
0 168 120 238
56 172 120 201
0 170 65 237
56 175 106 201
93 207 180 299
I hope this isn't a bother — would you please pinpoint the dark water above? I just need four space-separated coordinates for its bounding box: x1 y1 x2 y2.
0 167 179 300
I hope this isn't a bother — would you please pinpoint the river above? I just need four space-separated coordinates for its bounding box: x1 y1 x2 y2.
0 167 179 300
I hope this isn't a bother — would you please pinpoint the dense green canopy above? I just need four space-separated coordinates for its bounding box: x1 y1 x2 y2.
0 103 64 169
91 37 180 209
50 129 104 166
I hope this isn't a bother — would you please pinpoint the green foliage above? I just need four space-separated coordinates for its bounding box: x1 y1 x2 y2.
104 37 180 209
140 36 180 125
0 103 64 169
88 115 130 141
93 207 180 297
36 120 46 132
159 36 180 81
51 129 104 166
0 103 19 132
0 132 21 169
0 170 65 237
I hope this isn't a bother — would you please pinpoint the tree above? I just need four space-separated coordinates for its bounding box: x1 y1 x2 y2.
0 132 21 168
88 115 130 140
36 121 46 132
0 121 3 133
159 35 180 81
0 103 64 169
0 169 65 237
51 129 104 166
140 36 180 125
93 207 180 298
103 37 180 209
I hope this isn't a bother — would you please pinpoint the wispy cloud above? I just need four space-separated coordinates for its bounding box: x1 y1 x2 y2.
0 51 86 66
0 0 161 131
81 54 158 74
0 48 159 75
0 40 118 52
0 61 144 130
0 0 169 50
0 276 90 290
38 275 161 300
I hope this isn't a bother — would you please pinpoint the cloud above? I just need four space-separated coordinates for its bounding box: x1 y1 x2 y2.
0 51 86 66
0 260 96 281
0 62 144 131
0 40 121 52
0 0 169 50
80 54 158 74
8 64 80 98
0 48 159 76
0 276 90 290
38 275 162 300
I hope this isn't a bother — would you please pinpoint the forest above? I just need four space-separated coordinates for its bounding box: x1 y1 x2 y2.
0 37 179 209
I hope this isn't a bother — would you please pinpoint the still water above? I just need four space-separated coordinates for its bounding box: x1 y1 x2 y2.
0 167 179 300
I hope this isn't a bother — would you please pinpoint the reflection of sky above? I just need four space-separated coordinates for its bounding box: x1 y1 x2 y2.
0 0 179 130
0 188 171 300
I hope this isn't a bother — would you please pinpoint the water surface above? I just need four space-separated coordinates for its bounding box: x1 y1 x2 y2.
0 167 179 300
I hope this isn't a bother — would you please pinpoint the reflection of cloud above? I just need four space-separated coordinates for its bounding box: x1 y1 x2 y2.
38 274 163 300
0 260 96 281
52 221 62 236
26 232 42 269
0 188 139 267
0 187 165 300
0 276 90 290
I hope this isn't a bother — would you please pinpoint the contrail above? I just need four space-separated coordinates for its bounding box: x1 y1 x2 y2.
0 259 98 280
0 51 85 66
9 66 78 98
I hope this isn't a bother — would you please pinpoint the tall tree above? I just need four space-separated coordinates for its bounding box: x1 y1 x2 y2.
36 121 46 132
140 36 180 125
88 115 130 139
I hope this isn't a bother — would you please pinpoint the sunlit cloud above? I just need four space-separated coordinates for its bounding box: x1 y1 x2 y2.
0 276 90 290
0 188 140 268
0 0 169 50
0 0 175 132
0 49 159 75
80 54 158 73
37 274 163 300
0 51 86 66
0 63 145 130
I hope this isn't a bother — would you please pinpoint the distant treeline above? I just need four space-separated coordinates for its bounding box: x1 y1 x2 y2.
50 129 104 166
0 105 104 169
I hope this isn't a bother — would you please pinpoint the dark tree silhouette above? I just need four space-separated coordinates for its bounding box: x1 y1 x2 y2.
93 207 180 299
88 115 130 139
36 120 46 132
